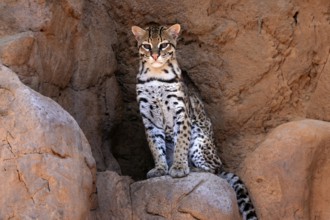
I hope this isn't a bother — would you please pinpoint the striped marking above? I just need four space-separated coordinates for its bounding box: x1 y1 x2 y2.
137 77 179 84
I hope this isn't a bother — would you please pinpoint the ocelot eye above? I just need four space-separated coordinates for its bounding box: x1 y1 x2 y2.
159 43 169 50
142 44 152 50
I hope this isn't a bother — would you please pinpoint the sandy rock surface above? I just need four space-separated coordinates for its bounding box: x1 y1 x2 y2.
91 171 133 220
240 119 330 220
0 64 96 219
108 0 330 177
131 172 240 220
1 0 329 180
91 171 240 220
2 0 330 180
0 0 122 172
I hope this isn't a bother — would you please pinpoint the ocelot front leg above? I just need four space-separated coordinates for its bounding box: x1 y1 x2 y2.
168 100 191 178
138 96 168 178
143 123 168 178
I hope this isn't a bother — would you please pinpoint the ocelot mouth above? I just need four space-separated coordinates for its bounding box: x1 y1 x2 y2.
151 61 164 68
150 58 163 64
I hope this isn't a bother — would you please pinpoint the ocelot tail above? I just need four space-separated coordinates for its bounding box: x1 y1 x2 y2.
131 23 258 220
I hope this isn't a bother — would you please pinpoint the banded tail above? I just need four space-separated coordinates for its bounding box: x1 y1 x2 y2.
219 172 258 220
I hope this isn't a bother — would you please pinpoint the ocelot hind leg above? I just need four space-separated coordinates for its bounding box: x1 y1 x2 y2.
188 126 223 173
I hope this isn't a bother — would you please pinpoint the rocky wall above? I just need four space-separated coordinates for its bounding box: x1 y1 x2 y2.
1 0 329 180
0 0 122 172
108 0 330 176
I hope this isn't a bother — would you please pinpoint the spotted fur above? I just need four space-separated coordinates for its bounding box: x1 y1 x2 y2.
132 23 258 220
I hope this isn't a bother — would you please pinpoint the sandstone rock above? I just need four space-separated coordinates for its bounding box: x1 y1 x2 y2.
1 0 330 182
0 32 34 67
0 0 122 173
108 0 330 173
91 171 133 220
2 0 330 185
0 64 96 219
306 56 330 121
131 172 240 220
91 172 240 220
240 119 330 220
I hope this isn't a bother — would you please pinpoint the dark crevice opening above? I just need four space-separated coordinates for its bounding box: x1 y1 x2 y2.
293 11 299 25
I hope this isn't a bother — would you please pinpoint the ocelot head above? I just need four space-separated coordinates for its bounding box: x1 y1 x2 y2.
131 24 180 68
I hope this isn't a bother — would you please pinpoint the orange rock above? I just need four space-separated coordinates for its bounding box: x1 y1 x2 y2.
131 172 240 220
0 65 96 219
240 120 330 219
91 171 133 220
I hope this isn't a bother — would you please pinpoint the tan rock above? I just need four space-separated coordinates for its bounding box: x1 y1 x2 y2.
131 172 240 220
0 32 35 66
91 171 133 220
90 172 240 220
108 0 330 173
0 0 122 174
240 119 330 220
0 64 96 219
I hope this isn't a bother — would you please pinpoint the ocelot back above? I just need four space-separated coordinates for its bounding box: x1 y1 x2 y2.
131 23 258 220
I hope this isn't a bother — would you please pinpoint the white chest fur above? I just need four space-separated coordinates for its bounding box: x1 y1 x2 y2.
136 81 186 134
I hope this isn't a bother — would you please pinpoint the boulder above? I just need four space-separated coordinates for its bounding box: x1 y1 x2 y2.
90 172 240 220
131 172 240 220
0 64 96 219
240 119 330 220
0 0 122 173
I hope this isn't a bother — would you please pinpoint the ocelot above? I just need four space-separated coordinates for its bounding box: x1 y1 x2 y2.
131 23 258 220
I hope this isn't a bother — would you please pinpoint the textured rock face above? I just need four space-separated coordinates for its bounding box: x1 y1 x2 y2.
1 0 330 179
0 65 96 219
240 120 330 220
0 0 122 172
91 172 240 220
92 171 133 220
108 0 330 174
131 172 240 220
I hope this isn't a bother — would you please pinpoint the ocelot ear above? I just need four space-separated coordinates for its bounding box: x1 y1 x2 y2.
131 26 146 42
166 24 181 40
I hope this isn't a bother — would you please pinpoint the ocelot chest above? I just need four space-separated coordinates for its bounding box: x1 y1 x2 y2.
136 80 187 136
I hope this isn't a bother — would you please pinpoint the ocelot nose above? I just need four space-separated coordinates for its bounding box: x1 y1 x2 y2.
152 54 158 60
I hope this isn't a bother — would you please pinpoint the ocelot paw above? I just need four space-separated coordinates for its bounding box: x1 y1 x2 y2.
147 167 167 178
169 164 190 178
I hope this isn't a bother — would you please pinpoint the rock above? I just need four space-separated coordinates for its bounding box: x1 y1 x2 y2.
240 119 330 219
306 57 330 121
0 0 122 173
0 64 96 219
131 172 240 220
91 171 133 220
107 0 330 172
90 172 239 220
0 32 35 66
